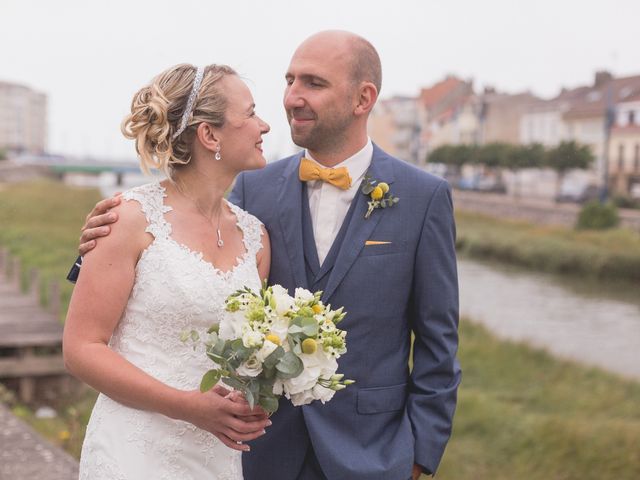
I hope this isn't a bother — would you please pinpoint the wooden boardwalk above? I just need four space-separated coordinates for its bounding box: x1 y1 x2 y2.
0 249 79 477
0 251 66 403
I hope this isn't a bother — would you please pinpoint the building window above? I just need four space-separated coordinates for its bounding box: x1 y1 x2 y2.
629 111 636 126
635 144 640 172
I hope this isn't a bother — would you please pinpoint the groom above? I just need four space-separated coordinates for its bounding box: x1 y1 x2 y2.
71 31 460 479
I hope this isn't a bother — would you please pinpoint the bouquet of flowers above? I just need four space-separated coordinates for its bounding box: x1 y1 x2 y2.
185 283 353 413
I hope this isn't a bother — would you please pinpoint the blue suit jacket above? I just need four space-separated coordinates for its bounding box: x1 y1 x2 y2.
229 145 461 480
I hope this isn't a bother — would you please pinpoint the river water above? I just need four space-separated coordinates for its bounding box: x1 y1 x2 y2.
459 257 640 380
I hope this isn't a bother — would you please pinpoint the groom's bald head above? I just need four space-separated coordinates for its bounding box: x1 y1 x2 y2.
296 30 382 94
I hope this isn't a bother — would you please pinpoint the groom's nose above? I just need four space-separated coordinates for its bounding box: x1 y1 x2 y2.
284 83 305 110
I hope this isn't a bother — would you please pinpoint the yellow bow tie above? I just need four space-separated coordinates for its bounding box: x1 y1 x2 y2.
298 157 352 190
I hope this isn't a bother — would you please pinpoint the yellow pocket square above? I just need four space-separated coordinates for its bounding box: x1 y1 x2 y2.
365 240 392 246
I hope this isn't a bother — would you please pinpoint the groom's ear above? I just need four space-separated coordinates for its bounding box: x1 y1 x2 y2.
196 122 222 153
353 81 378 117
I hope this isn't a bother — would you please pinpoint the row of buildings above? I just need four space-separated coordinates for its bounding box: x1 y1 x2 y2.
0 81 47 156
369 71 640 198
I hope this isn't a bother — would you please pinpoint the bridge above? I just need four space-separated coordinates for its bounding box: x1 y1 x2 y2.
13 154 141 174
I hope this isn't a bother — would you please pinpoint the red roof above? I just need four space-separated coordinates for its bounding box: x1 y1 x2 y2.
420 76 467 108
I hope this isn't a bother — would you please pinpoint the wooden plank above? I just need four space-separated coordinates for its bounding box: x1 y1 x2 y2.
0 307 60 323
0 296 40 308
0 333 62 348
0 355 66 377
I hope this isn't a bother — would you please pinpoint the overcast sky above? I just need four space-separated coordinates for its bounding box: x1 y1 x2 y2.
2 0 638 161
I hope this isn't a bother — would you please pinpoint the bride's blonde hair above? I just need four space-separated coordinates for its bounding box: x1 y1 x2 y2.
121 64 236 178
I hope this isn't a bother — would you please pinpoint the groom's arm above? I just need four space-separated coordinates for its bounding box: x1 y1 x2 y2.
408 179 461 475
66 195 122 283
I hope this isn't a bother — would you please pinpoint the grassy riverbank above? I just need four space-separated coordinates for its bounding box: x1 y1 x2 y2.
0 180 103 318
435 320 640 479
455 210 640 283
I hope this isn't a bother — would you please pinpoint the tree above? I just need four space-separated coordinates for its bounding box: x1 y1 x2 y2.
507 143 545 197
427 144 477 177
545 141 594 199
472 142 513 189
0 149 6 161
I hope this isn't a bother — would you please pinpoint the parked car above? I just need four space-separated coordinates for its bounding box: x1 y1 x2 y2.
457 175 506 193
555 184 600 203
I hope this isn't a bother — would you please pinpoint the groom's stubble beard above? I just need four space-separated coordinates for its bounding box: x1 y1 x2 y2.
287 104 353 156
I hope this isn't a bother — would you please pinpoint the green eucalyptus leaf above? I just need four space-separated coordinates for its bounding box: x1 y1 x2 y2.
258 395 280 413
276 352 304 378
245 389 256 410
199 370 221 392
263 346 285 368
223 376 246 392
362 184 374 195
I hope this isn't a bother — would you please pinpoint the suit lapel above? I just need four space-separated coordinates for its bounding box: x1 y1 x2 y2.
321 146 396 302
277 153 309 290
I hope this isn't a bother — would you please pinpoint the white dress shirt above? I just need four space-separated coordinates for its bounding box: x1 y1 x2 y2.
304 139 373 265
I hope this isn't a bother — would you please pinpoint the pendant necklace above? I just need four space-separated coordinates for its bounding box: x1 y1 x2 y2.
175 182 224 248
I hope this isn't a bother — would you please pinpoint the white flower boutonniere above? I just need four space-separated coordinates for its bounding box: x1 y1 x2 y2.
361 174 399 219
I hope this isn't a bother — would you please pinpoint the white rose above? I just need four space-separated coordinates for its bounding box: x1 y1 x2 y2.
236 355 263 377
219 311 247 341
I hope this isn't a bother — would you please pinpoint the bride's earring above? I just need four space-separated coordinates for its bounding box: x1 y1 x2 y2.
215 144 222 161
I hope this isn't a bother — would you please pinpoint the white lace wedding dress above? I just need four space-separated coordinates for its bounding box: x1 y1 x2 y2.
79 182 263 480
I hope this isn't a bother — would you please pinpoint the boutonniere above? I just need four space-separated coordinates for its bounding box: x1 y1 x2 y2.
361 174 399 219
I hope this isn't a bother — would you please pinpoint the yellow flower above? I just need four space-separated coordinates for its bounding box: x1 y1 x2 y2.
265 333 281 345
370 186 383 201
301 338 317 354
312 304 323 314
378 182 389 194
58 430 71 441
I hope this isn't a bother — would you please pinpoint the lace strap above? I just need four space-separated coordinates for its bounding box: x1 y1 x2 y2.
121 182 172 240
227 202 264 258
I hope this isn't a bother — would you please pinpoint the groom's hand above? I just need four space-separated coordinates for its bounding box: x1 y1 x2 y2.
413 463 430 478
78 194 122 256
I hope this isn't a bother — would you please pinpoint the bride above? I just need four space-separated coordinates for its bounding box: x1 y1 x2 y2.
63 63 272 479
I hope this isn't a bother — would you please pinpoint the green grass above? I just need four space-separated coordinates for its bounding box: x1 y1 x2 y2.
435 320 640 479
455 210 640 283
0 180 103 320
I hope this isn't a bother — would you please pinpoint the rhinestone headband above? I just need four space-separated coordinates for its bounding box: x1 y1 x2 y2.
172 66 205 140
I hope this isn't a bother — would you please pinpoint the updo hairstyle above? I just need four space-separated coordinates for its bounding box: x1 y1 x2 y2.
121 63 237 177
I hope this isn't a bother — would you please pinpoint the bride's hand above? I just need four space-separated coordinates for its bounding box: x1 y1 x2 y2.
224 390 271 422
181 388 271 452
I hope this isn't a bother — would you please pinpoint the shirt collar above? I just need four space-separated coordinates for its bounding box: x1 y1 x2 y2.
304 138 373 188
